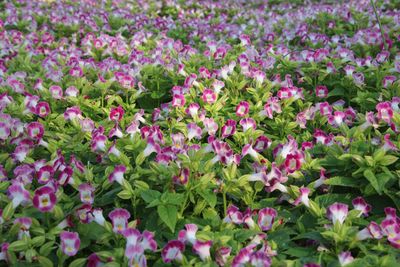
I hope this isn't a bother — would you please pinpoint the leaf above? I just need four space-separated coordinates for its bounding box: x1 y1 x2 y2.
157 205 178 232
284 247 313 257
69 258 87 267
37 256 54 267
379 155 398 166
8 240 28 252
325 176 360 188
141 190 161 203
363 169 381 194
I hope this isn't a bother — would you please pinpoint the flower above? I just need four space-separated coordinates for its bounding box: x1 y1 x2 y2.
60 231 80 256
236 101 250 117
356 221 383 240
78 183 95 204
376 102 393 123
352 197 371 217
172 94 186 107
109 106 125 121
8 183 30 208
258 208 277 231
192 240 212 261
109 208 130 233
338 251 354 266
327 202 348 225
293 187 311 207
108 165 127 185
178 224 198 245
162 240 185 263
202 89 217 104
32 186 57 212
221 119 236 138
26 122 44 140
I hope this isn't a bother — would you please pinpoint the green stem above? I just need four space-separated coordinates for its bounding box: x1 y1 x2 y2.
222 190 227 216
370 0 388 51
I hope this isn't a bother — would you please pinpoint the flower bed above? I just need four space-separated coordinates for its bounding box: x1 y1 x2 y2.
0 0 399 266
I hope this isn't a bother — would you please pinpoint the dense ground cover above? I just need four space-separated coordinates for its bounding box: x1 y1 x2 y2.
0 0 400 266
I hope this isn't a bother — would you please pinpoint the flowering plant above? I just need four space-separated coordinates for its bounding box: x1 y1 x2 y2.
0 0 400 266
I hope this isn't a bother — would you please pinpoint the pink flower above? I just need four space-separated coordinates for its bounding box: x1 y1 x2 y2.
14 217 32 239
193 240 212 261
258 208 277 231
328 111 346 127
216 247 231 266
109 106 124 121
37 165 54 184
172 94 186 107
284 153 302 173
239 118 256 132
187 123 202 140
315 85 328 98
108 165 127 185
178 224 198 245
185 103 200 118
327 203 348 225
221 119 236 138
0 122 11 140
49 85 63 99
32 186 57 212
319 102 332 116
78 183 95 204
60 231 80 256
356 221 383 240
35 102 51 117
162 240 185 263
253 136 271 152
236 101 250 117
352 197 371 217
143 137 161 157
223 205 243 224
293 187 311 207
203 118 219 136
109 208 130 233
8 183 30 208
173 168 189 185
64 106 82 121
202 89 217 104
26 122 44 140
376 102 393 123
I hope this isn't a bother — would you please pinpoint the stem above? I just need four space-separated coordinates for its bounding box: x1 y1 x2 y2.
222 190 227 216
370 0 388 51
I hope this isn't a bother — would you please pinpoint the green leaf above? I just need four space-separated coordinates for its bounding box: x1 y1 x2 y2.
325 176 361 188
141 190 161 203
69 258 87 267
8 240 28 252
379 155 398 166
363 169 381 194
157 205 178 232
37 256 54 267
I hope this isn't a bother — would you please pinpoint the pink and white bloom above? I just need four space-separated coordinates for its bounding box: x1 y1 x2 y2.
376 102 393 123
178 224 198 244
221 119 236 138
338 251 354 266
78 183 95 204
239 118 256 132
315 85 328 98
108 165 127 185
14 217 32 239
49 85 63 99
193 240 212 261
293 187 311 207
60 231 80 256
352 197 371 217
37 165 54 184
109 208 130 233
172 94 186 107
109 106 125 121
32 186 57 212
258 208 277 231
236 101 250 117
187 123 202 140
27 122 44 140
162 240 185 263
0 122 10 140
35 102 51 117
202 89 217 104
223 205 243 224
8 183 30 208
356 221 383 240
327 203 348 225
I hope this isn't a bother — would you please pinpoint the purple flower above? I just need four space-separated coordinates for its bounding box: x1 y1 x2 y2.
78 183 95 204
327 203 348 225
8 183 30 208
109 208 130 233
60 231 80 256
192 240 212 261
257 207 277 231
352 197 371 217
221 119 236 138
32 186 57 212
108 165 127 185
236 101 250 117
161 240 185 263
